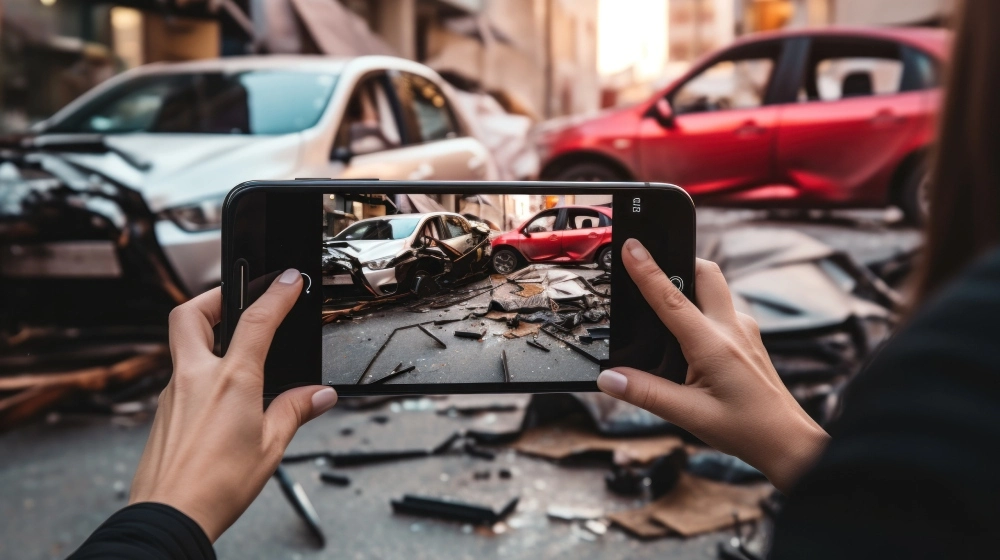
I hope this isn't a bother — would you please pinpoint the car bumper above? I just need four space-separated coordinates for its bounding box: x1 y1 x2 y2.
155 220 222 295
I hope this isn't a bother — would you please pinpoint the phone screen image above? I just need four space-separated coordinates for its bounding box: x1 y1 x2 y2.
321 192 618 386
222 181 694 396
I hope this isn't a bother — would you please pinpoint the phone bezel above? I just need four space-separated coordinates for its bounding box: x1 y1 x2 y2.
221 180 695 398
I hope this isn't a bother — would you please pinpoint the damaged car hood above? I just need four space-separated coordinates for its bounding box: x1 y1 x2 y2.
325 238 408 263
45 133 304 212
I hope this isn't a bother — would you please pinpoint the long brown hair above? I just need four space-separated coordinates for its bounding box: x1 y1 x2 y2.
914 0 1000 303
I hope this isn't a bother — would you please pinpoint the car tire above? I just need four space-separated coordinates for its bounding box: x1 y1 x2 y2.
552 161 623 182
410 268 437 298
596 246 612 271
900 163 929 226
491 249 521 275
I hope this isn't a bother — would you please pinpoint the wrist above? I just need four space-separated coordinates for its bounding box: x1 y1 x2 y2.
760 417 830 493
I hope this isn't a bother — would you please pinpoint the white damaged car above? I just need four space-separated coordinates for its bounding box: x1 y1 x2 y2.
322 212 492 301
1 55 496 327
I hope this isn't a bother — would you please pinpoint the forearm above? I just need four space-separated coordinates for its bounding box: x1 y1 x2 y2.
67 502 215 560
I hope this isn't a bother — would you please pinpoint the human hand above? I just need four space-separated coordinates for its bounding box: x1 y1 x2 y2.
129 269 338 541
597 240 829 493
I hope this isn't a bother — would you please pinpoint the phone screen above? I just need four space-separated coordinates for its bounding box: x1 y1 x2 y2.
224 183 694 396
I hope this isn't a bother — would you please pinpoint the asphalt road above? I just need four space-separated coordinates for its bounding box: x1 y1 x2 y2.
0 209 921 560
322 267 609 386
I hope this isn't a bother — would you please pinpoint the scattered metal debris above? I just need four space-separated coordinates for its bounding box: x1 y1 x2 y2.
463 441 497 460
371 364 417 385
319 471 351 487
539 327 601 365
454 329 486 340
417 324 447 348
391 495 519 525
273 466 325 547
546 505 604 522
501 350 511 383
525 339 550 352
282 432 461 467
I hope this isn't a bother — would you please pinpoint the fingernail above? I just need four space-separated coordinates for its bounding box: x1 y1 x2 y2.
626 239 649 261
278 269 300 284
311 387 338 415
597 369 628 397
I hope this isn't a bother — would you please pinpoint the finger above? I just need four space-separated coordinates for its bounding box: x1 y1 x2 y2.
597 367 708 429
693 259 739 324
227 269 302 370
622 239 715 353
265 386 338 451
168 288 222 361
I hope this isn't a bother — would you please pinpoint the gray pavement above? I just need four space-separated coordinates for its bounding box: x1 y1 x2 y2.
323 267 609 385
0 209 920 560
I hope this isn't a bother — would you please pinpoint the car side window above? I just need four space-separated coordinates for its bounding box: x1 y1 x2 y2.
334 75 401 157
443 216 468 238
796 38 905 102
672 45 779 115
525 212 557 234
566 208 601 230
392 72 460 143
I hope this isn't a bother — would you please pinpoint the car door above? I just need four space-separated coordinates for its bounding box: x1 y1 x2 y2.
561 207 605 262
774 36 924 205
518 209 562 262
391 71 491 180
326 72 430 180
636 40 783 197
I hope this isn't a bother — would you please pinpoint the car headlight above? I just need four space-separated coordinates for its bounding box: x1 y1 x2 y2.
161 196 225 232
362 257 394 270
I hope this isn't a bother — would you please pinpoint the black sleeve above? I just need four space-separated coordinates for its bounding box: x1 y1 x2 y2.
68 502 215 560
769 247 1000 559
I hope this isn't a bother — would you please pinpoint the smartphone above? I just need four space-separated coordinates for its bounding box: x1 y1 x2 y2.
221 180 695 399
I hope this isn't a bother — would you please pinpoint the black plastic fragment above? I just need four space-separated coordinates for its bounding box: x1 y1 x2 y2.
463 441 497 460
454 329 486 339
319 471 351 487
526 339 550 352
390 494 519 525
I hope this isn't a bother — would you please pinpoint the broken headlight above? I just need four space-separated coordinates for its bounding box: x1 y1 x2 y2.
363 257 394 270
162 196 225 232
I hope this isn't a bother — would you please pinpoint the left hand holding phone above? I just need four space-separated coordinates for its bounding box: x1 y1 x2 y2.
129 269 338 542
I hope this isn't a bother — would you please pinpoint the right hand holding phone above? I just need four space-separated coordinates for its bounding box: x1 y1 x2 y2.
597 240 830 493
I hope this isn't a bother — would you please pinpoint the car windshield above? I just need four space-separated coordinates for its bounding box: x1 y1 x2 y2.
334 218 421 241
46 71 339 135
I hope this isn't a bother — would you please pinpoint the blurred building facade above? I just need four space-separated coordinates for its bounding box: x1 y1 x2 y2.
0 0 599 131
737 0 954 33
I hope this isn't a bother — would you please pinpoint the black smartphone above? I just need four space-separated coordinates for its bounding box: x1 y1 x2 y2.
221 180 695 399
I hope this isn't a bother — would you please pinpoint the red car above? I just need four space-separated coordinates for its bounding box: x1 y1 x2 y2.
491 205 613 274
538 27 949 222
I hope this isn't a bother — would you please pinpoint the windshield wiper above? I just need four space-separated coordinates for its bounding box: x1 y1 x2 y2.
20 134 152 172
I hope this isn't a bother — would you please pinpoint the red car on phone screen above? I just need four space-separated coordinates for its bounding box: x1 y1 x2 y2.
537 27 949 223
491 206 613 274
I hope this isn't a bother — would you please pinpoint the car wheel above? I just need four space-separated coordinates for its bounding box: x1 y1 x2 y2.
597 246 612 271
900 163 929 226
492 249 521 275
410 268 436 298
552 161 623 182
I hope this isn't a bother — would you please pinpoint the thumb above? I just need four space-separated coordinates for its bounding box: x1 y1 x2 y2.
265 386 338 450
597 367 706 428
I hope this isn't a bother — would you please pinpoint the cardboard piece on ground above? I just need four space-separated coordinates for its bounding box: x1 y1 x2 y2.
607 504 673 539
503 323 541 339
514 284 545 298
513 424 684 464
608 473 772 539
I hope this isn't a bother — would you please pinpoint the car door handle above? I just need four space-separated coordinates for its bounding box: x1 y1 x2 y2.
588 232 598 238
409 162 434 180
870 109 907 126
548 234 559 241
734 120 766 137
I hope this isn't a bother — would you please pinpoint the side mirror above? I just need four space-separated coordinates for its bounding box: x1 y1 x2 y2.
520 228 531 238
332 146 352 163
653 98 675 128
